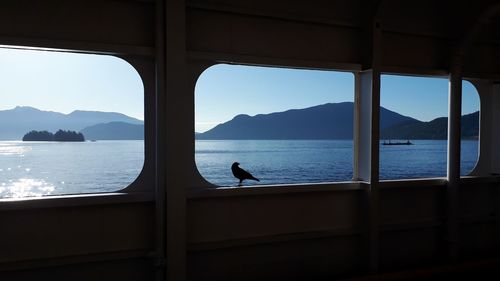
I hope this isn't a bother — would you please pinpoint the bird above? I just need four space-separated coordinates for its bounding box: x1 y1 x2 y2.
231 162 260 185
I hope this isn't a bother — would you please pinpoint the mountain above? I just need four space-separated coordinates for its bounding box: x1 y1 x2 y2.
0 106 143 140
67 110 142 127
196 102 418 140
81 122 144 140
381 111 479 140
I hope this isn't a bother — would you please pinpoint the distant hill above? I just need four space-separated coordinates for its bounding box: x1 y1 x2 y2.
196 102 418 139
0 106 143 140
81 122 144 140
381 111 479 140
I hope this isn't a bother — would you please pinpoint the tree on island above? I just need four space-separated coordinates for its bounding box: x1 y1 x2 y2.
54 130 85 141
22 130 54 141
22 130 85 142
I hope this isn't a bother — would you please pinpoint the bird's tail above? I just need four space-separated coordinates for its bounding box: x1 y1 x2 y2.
251 176 260 182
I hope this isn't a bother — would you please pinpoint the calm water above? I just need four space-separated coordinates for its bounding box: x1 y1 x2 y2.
0 141 144 198
196 140 479 187
0 140 479 197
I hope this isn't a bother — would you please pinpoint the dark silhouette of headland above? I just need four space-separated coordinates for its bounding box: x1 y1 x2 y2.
196 102 418 140
231 162 260 186
195 102 479 140
23 130 85 142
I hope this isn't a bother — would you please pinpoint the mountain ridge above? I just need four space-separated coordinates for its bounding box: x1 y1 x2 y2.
380 111 479 140
0 106 143 140
81 121 144 140
0 104 478 141
197 102 479 140
197 102 418 140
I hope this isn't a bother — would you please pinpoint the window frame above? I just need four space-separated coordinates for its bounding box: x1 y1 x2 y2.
0 45 156 203
378 73 451 181
193 62 358 188
188 60 493 196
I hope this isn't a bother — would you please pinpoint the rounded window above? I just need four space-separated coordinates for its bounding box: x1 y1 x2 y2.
195 64 354 187
0 47 144 198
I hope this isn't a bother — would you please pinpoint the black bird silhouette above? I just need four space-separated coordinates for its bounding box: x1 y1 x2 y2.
231 162 260 185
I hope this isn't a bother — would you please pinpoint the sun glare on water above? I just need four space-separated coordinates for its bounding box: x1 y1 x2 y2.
0 178 55 198
0 142 31 156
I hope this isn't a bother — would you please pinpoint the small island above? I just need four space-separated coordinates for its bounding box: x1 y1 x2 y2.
23 130 85 142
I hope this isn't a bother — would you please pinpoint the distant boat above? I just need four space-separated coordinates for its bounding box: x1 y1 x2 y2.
90 140 97 142
382 140 413 145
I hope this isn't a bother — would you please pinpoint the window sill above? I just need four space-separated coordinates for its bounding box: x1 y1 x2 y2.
187 181 368 199
188 175 500 199
0 192 154 211
460 175 500 184
379 177 448 189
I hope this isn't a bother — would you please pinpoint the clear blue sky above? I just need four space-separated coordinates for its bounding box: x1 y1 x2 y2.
381 74 479 122
195 64 480 132
0 47 144 120
0 49 479 131
196 64 355 132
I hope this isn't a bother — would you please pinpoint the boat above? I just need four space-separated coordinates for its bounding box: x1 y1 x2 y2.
382 140 413 145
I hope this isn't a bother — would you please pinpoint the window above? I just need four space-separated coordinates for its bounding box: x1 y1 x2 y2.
379 75 481 180
195 64 354 187
0 47 144 198
380 75 449 180
461 80 480 176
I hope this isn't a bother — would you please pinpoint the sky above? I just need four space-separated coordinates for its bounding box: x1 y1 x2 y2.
0 48 479 131
0 47 144 120
195 64 480 132
196 65 355 132
381 74 479 121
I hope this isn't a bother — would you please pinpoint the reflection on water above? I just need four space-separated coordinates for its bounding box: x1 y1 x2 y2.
0 142 31 156
0 178 55 198
0 140 144 198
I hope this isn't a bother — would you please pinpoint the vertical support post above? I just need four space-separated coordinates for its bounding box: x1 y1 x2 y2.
358 69 381 272
369 68 380 273
155 0 167 280
358 70 379 183
447 61 462 262
357 70 381 272
496 183 500 253
491 80 500 266
489 84 500 252
370 22 382 186
357 19 382 273
370 20 381 273
491 83 500 174
164 0 187 280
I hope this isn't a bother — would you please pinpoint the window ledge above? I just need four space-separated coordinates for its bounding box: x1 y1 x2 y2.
379 177 447 189
0 192 154 211
187 181 368 199
460 175 500 184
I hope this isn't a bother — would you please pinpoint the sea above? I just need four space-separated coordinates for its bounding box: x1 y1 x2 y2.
0 139 479 198
195 139 479 186
0 140 144 198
